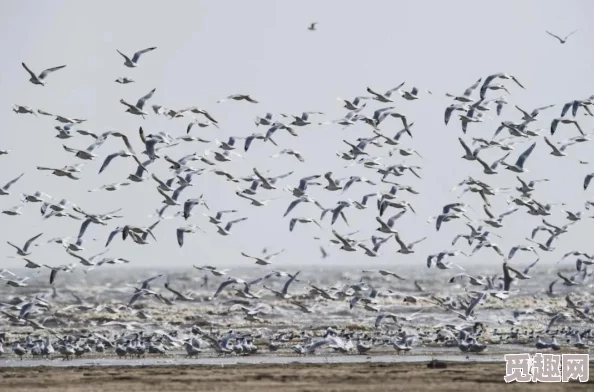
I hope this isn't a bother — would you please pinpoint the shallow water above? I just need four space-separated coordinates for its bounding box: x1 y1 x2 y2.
0 352 507 368
0 343 563 368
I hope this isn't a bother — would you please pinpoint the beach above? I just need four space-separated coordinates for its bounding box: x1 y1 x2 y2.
0 362 592 392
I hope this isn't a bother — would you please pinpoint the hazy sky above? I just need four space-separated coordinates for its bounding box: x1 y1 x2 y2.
1 0 594 272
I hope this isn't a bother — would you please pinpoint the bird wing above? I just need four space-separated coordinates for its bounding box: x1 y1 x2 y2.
480 74 498 99
213 279 234 298
463 78 482 97
3 173 24 190
387 211 406 227
172 184 188 201
21 62 37 79
136 88 156 110
514 105 531 118
565 29 578 40
393 234 408 250
116 50 132 63
543 137 561 154
225 217 247 231
23 233 43 252
132 47 157 63
499 208 519 219
77 218 93 240
474 156 492 172
282 271 300 294
120 99 136 110
366 87 383 99
584 174 594 190
532 104 554 116
151 173 169 189
86 137 107 153
241 252 257 261
491 152 510 170
199 110 218 124
113 133 136 154
458 138 473 156
127 290 146 307
105 227 123 247
523 258 540 275
164 283 185 299
176 228 185 247
572 120 584 135
546 31 563 42
332 230 351 247
510 76 525 89
266 249 285 259
409 237 427 248
39 65 67 80
252 168 272 187
99 152 122 174
385 82 405 97
514 142 536 168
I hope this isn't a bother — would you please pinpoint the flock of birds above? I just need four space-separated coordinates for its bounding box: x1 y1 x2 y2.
2 26 594 362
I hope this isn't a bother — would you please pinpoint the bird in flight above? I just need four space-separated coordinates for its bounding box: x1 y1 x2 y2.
546 30 578 44
116 47 157 68
308 22 318 31
21 63 66 86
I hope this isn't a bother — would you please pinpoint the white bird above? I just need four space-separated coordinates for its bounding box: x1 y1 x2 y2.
290 217 322 232
21 62 66 86
394 233 427 254
271 149 305 162
7 233 43 256
241 249 285 266
120 88 156 118
89 182 131 192
543 136 577 157
366 83 405 103
115 77 135 84
216 217 248 236
480 73 525 99
12 105 37 116
2 204 24 216
5 275 34 288
236 192 280 207
217 94 259 104
500 142 536 173
116 47 157 67
446 78 482 103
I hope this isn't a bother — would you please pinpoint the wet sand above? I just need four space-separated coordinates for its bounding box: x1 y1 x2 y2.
0 362 591 392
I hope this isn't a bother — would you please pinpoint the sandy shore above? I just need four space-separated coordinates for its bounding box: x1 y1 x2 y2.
0 362 591 392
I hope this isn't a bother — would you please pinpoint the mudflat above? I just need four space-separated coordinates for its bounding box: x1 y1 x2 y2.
0 362 591 392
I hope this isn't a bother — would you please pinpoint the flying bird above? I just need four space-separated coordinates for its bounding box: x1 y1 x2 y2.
120 88 156 118
217 94 259 104
21 63 66 86
546 30 578 44
116 47 157 67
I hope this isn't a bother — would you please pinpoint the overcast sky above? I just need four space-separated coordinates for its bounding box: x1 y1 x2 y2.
1 0 593 272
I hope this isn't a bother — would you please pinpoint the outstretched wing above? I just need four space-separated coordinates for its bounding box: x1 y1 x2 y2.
545 31 563 42
132 47 157 63
39 65 67 80
21 63 37 79
136 88 156 110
